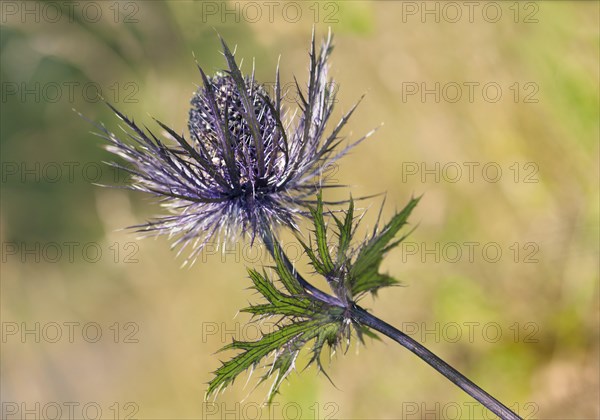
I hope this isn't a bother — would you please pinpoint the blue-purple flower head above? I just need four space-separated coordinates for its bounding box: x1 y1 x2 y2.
97 31 373 262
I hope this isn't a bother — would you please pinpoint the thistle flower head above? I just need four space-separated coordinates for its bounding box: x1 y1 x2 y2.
95 30 373 262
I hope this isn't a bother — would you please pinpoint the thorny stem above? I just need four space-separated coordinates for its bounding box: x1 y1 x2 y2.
259 227 522 420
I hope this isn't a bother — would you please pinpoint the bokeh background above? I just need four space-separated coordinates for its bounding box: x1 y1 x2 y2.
1 1 598 419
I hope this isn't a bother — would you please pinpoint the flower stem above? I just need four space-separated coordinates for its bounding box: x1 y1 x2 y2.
350 305 522 420
259 227 521 420
259 227 343 307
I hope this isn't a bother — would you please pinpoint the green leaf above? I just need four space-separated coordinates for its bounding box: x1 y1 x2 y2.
207 320 318 398
351 272 398 297
207 266 348 403
309 192 335 273
334 196 354 265
244 268 312 317
350 196 420 297
296 234 328 275
272 242 305 295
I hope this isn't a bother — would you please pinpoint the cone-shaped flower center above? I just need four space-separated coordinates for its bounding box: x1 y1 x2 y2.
188 73 278 189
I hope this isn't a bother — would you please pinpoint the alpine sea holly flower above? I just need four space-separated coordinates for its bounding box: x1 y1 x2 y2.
95 30 373 262
89 29 521 419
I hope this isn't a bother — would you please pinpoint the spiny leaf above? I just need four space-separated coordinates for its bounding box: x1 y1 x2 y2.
245 269 312 316
309 192 335 273
207 266 349 403
296 234 328 275
272 243 304 295
334 196 354 264
207 320 318 398
351 273 398 297
261 348 299 403
349 197 420 297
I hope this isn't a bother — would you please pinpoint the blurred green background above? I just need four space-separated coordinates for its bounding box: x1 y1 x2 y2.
1 1 598 419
